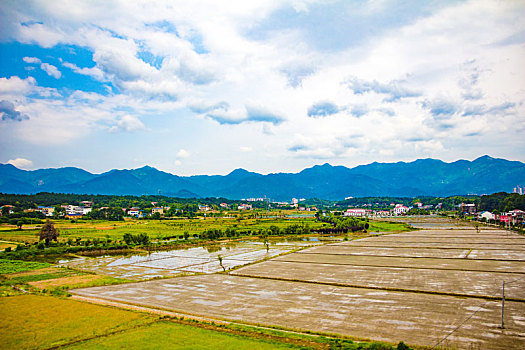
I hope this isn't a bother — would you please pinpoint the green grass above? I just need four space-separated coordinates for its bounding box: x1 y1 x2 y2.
368 220 413 233
0 217 412 245
0 295 312 349
0 292 411 350
0 217 326 244
65 321 303 349
5 271 77 284
0 259 50 274
0 294 156 349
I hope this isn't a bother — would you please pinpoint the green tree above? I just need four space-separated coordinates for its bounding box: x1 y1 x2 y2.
38 220 59 245
1 206 10 216
218 254 225 271
16 220 23 230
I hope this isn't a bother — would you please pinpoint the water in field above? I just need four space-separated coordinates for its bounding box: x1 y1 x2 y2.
60 238 328 281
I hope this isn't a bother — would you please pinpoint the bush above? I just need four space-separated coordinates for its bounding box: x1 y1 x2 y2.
397 342 410 350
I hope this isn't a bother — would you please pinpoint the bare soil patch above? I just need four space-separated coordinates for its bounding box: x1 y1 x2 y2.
29 274 104 289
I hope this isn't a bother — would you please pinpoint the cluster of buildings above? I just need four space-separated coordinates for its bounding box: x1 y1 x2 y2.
343 204 411 217
63 201 94 218
457 202 524 226
127 206 167 218
1 201 94 218
478 210 525 225
513 185 524 195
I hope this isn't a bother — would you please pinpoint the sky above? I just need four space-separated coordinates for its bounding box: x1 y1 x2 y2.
0 0 524 176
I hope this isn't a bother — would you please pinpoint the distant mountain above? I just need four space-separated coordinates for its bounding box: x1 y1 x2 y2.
1 155 524 200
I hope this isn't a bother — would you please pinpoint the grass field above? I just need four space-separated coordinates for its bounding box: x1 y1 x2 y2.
65 321 302 350
0 294 339 350
0 260 131 297
0 216 411 246
367 220 413 233
0 259 50 274
0 294 155 349
0 216 328 244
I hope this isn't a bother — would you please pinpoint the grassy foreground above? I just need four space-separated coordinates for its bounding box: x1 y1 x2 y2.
0 294 410 350
65 321 301 350
0 259 413 350
0 294 308 350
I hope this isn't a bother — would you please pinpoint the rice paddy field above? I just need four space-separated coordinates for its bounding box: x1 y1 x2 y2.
0 295 305 350
60 239 326 280
72 217 525 349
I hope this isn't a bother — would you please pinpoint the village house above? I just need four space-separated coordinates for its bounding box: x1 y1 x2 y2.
478 211 496 221
374 210 391 217
344 208 367 217
238 204 252 210
127 207 144 218
151 207 164 215
0 205 15 215
459 203 476 214
80 201 93 208
392 204 409 216
66 205 92 216
508 209 525 224
38 206 55 217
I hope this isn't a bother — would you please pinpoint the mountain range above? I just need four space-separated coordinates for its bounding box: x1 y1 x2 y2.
1 155 524 200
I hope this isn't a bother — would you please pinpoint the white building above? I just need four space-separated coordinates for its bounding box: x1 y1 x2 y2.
478 211 496 221
238 204 252 210
392 204 409 216
66 205 92 215
344 208 367 217
374 210 390 217
38 206 55 217
127 208 144 218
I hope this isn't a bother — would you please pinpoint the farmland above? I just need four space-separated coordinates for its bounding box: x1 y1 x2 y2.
0 213 410 246
0 215 415 349
0 295 308 350
0 215 325 244
72 217 525 349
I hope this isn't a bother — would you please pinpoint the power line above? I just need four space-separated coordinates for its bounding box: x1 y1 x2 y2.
432 276 524 349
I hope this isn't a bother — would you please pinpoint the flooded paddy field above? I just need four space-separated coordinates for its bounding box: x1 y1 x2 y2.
62 238 325 280
73 273 525 349
71 219 525 349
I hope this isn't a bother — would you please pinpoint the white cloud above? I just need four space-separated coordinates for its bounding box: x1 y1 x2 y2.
40 63 61 79
109 115 145 133
23 56 41 64
0 0 524 173
62 61 106 81
176 149 190 158
7 158 33 169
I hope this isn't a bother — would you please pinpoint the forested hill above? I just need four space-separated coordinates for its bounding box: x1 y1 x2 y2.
1 155 524 200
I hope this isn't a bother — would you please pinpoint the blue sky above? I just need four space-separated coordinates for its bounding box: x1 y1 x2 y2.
0 0 524 175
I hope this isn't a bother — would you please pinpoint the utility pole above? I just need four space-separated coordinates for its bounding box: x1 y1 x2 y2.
501 281 505 329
